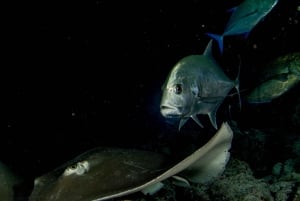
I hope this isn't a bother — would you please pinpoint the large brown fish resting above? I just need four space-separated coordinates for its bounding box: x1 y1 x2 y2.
29 122 233 201
29 148 171 201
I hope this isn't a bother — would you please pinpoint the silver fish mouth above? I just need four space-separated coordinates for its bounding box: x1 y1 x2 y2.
160 105 183 118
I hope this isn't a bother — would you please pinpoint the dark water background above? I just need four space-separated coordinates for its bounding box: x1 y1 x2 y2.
5 0 300 199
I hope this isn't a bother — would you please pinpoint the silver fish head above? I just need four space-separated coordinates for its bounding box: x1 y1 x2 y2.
160 54 240 130
160 80 196 119
160 58 200 119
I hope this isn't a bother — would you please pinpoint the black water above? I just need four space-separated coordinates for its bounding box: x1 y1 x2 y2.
6 0 300 200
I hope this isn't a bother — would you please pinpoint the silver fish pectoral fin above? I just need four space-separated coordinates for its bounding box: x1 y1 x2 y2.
191 115 204 128
178 115 204 131
208 105 220 130
178 118 189 131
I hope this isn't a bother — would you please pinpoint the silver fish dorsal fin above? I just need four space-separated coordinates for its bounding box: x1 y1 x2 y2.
203 39 214 58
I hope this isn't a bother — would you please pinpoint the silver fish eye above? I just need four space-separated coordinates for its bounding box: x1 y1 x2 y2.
174 84 182 94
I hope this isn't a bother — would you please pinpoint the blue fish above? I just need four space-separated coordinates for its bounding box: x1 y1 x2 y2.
207 0 279 53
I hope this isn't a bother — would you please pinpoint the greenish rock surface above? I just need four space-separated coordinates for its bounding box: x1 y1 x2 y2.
246 52 300 103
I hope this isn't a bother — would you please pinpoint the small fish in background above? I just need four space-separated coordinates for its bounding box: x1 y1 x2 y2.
246 52 300 103
160 40 240 130
207 0 279 53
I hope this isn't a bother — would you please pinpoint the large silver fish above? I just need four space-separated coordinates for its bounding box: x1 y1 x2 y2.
207 0 279 53
160 40 239 130
29 122 233 201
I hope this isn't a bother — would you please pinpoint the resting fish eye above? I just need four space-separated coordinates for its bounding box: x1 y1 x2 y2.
63 161 90 176
70 164 77 169
174 84 183 94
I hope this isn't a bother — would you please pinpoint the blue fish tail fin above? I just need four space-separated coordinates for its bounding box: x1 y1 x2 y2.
206 33 224 54
227 6 237 13
242 32 250 39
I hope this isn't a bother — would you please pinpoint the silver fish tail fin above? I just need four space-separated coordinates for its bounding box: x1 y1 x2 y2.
234 56 242 111
234 79 241 111
206 33 224 54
